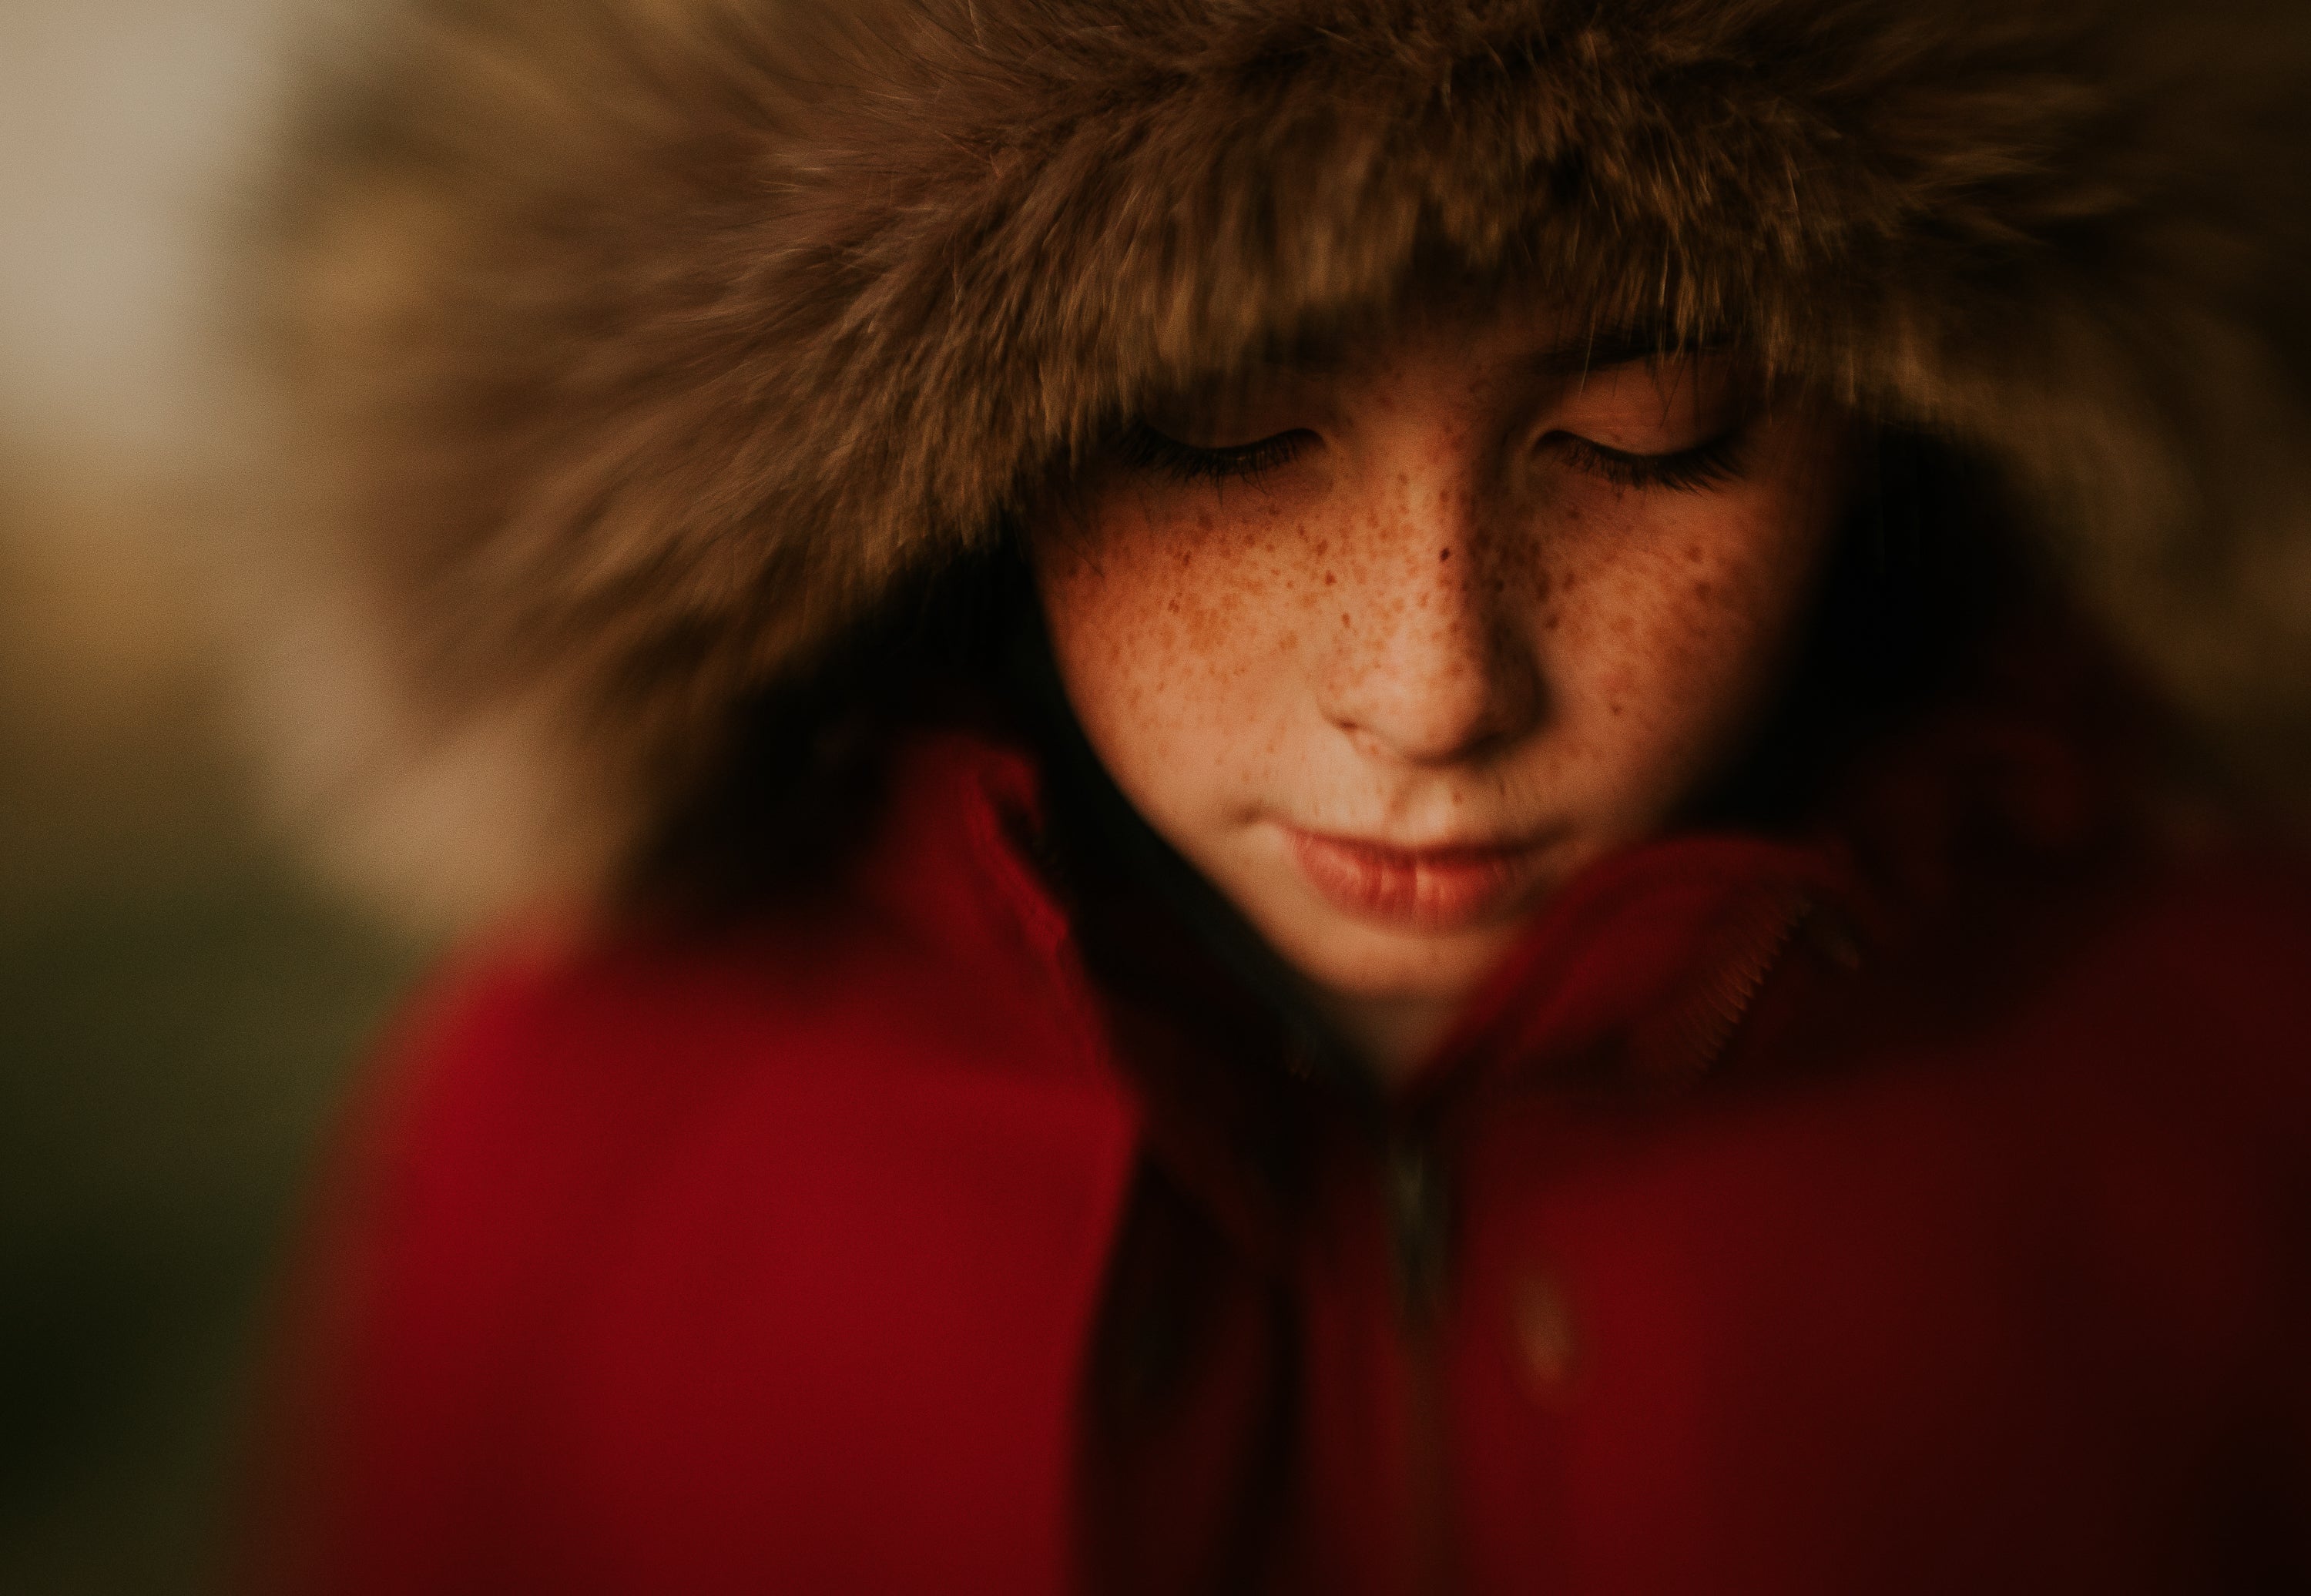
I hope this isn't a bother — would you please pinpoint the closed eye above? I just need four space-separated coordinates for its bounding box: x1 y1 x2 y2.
1116 421 1317 486
1545 424 1749 494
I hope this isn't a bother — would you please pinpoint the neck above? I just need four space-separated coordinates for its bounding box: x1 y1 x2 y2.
1310 988 1464 1090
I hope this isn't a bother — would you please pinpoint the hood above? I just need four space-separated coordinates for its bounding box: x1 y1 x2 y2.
254 0 2311 923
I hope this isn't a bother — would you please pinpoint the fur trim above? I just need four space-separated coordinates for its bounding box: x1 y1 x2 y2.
261 0 2311 921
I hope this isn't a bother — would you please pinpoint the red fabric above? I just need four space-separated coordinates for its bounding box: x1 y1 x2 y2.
253 729 2311 1594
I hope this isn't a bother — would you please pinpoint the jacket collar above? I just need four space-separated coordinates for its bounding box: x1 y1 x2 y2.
846 726 1880 1257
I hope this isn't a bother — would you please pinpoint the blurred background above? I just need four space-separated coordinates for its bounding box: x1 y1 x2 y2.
1 3 426 1591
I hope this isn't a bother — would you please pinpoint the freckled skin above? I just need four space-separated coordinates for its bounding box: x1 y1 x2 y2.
1031 305 1849 1079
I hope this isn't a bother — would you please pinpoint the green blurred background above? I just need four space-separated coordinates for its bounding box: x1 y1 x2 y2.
2 4 429 1590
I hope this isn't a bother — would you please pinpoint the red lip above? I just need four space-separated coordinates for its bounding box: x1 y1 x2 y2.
1286 827 1551 930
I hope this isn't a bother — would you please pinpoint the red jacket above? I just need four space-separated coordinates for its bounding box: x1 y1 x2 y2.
259 726 2311 1594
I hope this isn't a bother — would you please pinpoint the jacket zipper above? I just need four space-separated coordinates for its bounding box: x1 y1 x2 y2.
1386 1131 1455 1595
1644 884 1820 1091
1375 890 1818 1592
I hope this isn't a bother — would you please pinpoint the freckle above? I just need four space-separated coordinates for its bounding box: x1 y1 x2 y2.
1693 580 1714 599
1609 700 1625 718
1439 548 1451 562
1324 572 1337 587
1341 612 1353 629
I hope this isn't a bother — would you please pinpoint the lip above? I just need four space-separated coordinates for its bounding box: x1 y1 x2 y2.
1284 826 1555 931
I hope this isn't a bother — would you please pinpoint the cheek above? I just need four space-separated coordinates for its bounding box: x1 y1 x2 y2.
1538 468 1836 799
1029 486 1306 802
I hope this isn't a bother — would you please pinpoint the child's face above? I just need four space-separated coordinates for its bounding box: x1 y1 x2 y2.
1028 304 1849 1068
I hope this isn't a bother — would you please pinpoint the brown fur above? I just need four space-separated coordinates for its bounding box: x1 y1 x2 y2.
257 0 2311 921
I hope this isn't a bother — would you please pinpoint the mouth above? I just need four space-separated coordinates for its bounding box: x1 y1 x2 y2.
1283 826 1557 931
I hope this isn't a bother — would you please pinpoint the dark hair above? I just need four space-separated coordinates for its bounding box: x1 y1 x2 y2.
627 543 1043 917
1699 426 2032 826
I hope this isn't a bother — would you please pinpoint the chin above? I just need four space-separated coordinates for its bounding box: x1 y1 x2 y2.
1259 905 1524 1008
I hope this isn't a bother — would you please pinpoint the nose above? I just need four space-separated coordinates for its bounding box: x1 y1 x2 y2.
1316 476 1542 767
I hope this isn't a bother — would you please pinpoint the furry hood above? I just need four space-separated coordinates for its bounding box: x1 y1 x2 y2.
260 0 2311 923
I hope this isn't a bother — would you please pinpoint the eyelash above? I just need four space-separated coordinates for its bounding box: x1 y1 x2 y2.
1550 426 1749 493
1114 419 1750 494
1115 421 1315 485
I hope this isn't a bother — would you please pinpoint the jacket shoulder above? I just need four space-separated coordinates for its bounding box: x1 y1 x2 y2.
2059 851 2311 1051
263 913 1139 1592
